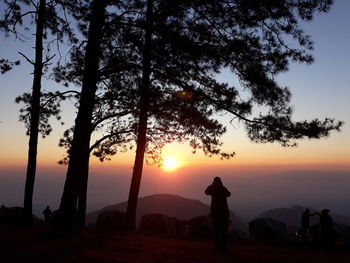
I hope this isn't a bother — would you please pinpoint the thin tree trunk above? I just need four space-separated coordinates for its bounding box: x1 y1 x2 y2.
125 0 153 230
23 0 46 226
58 0 106 230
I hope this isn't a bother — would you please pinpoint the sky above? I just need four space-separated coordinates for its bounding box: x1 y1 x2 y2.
0 1 349 217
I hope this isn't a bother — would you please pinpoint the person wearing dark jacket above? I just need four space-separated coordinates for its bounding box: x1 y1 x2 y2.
205 177 231 252
319 209 333 248
300 208 318 243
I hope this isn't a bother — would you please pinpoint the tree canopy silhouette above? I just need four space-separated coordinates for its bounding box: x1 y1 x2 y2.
119 0 341 229
50 0 342 230
53 0 233 226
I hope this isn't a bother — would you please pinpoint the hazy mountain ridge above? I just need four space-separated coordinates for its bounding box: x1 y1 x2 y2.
228 170 350 218
86 193 246 231
1 168 350 219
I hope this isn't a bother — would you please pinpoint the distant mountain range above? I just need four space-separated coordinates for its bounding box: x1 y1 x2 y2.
86 193 246 231
227 170 350 218
86 196 350 235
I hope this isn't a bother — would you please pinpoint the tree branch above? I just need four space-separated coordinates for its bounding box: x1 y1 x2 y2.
18 52 35 65
89 129 134 152
92 110 132 130
41 90 80 108
43 54 56 65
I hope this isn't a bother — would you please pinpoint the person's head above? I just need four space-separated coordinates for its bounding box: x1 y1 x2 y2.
213 177 223 187
304 208 310 214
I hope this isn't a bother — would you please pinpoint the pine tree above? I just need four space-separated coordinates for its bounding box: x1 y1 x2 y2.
55 0 342 230
119 0 341 229
57 0 108 229
0 0 73 225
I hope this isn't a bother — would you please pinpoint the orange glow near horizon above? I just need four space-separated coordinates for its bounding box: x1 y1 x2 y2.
0 138 349 173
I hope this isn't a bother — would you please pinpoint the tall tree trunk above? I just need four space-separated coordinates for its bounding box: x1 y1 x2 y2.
23 0 46 226
125 0 153 230
58 0 106 230
77 164 88 226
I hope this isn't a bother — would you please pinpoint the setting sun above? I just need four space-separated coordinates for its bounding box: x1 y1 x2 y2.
163 156 178 171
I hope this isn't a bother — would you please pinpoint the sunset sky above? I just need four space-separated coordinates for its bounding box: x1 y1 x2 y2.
0 1 349 216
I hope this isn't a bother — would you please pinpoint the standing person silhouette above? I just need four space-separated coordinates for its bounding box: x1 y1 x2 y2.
43 205 52 224
301 208 318 243
319 209 333 248
205 177 231 252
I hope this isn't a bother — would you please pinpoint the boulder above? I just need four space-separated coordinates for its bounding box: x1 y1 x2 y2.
0 206 24 225
309 223 350 247
228 228 247 240
333 223 350 246
96 210 126 229
138 213 182 235
187 215 213 238
249 217 287 242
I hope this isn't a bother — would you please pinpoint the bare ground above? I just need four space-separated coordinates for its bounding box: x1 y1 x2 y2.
1 226 350 263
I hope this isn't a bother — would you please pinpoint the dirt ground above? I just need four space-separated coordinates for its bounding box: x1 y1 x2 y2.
1 226 350 263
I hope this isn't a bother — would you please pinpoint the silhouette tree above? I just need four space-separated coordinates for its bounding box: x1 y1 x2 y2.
55 0 341 230
56 0 108 229
55 68 230 225
120 0 341 230
0 0 73 224
125 0 154 230
52 0 232 226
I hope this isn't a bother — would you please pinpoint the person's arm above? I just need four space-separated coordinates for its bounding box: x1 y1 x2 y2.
205 185 212 195
225 187 231 197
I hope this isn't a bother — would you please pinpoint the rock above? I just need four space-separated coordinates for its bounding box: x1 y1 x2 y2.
96 210 126 229
187 215 213 238
138 213 182 235
0 206 24 225
249 217 287 242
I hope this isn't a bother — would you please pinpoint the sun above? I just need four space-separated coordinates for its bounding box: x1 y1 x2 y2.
163 156 178 171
